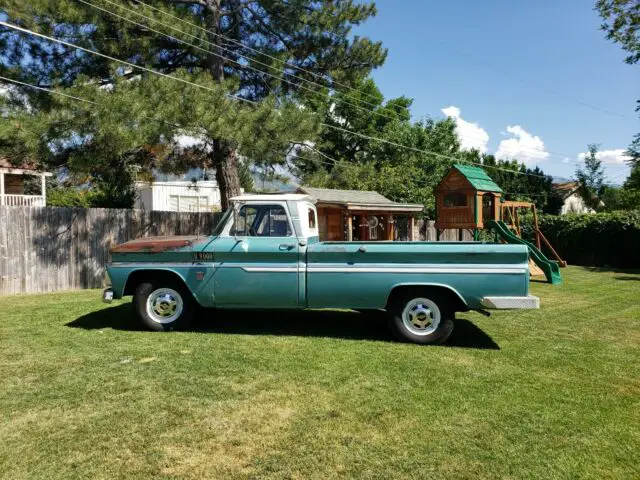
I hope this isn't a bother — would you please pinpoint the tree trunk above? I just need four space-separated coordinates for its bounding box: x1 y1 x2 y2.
213 140 241 211
205 0 242 210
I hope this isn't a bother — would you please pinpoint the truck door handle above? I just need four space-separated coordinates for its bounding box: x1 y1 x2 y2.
358 246 367 253
279 244 295 250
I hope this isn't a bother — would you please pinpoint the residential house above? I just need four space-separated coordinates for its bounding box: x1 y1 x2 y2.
0 158 52 207
134 180 221 212
553 182 595 214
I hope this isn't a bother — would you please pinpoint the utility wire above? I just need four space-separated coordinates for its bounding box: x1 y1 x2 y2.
133 0 391 111
123 0 585 163
0 21 257 107
0 20 573 182
439 42 631 120
2 73 579 192
85 0 622 166
79 0 407 126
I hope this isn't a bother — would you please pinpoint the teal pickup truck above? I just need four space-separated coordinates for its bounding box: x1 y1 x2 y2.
103 194 539 345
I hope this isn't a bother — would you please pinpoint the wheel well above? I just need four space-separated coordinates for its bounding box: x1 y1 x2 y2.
123 269 187 297
386 285 468 312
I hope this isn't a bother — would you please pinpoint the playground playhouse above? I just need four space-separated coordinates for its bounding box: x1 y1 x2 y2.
435 164 565 284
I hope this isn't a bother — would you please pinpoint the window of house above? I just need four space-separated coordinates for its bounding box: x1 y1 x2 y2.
231 204 292 237
168 195 209 212
443 192 467 207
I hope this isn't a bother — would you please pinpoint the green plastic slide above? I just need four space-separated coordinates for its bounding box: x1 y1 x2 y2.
487 220 562 285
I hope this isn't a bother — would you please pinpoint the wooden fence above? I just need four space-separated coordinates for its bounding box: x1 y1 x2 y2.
0 207 221 295
0 207 472 296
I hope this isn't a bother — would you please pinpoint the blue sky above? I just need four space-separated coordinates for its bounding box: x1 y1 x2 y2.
354 0 639 183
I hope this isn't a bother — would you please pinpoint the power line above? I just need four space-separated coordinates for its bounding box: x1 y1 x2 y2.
125 0 581 163
84 1 624 167
437 42 631 120
134 0 391 111
0 75 95 104
78 0 395 125
0 20 257 107
0 20 572 182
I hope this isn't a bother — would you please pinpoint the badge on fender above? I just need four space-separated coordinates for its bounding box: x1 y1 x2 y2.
193 252 214 261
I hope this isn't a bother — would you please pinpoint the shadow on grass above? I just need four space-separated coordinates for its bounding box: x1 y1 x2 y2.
585 266 640 275
67 304 499 350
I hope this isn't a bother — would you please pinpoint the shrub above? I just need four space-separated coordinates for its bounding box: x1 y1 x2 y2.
521 211 640 268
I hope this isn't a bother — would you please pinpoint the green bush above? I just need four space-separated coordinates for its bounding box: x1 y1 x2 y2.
47 187 102 208
521 211 640 268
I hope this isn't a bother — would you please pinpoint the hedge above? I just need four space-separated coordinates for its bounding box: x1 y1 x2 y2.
520 210 640 268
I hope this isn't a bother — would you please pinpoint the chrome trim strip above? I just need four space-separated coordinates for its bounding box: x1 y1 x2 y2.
241 266 299 272
109 262 524 274
307 266 526 274
308 262 523 270
109 262 196 268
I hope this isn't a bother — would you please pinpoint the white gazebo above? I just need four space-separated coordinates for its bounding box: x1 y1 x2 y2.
0 158 52 207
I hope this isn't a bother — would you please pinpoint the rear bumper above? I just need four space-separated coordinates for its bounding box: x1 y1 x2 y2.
480 295 539 309
102 287 114 304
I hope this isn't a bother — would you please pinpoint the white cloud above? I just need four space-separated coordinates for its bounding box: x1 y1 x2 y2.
495 125 549 165
577 148 631 165
441 106 489 153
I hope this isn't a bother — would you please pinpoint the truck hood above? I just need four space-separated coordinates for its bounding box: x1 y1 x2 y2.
110 236 209 254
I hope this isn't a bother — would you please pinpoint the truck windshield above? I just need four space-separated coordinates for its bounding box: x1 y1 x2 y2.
231 204 292 237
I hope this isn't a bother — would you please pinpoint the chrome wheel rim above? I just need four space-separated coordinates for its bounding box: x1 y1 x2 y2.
146 288 183 324
401 297 440 336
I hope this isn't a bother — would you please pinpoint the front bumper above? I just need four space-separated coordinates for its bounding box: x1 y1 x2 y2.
481 295 540 309
102 287 114 303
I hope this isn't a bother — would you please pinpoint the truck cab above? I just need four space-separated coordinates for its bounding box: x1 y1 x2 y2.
104 194 539 345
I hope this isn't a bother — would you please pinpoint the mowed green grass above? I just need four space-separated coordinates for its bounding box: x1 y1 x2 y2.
1 267 639 479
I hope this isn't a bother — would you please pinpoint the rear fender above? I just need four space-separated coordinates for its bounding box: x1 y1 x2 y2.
386 283 469 312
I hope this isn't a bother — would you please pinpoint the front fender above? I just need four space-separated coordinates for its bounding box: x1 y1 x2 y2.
106 264 212 306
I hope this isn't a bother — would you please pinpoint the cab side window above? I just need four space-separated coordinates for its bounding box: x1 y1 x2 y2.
232 204 292 237
308 207 317 229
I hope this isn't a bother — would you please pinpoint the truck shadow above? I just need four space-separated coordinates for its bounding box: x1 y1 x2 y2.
68 304 500 350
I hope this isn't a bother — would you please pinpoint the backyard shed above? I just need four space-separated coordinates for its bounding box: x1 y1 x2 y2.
434 164 502 240
297 186 424 241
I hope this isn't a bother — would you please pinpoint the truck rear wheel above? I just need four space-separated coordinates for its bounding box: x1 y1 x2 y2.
388 293 454 345
133 280 195 332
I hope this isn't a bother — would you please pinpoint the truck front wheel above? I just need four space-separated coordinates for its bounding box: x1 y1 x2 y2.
133 280 195 331
388 293 454 345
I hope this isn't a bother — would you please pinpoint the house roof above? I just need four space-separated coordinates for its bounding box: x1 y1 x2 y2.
0 157 52 176
0 157 37 171
299 187 393 205
553 181 580 200
297 187 424 212
231 193 313 202
452 164 503 193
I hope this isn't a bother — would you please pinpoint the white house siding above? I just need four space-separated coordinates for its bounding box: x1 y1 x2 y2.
135 181 221 212
560 193 594 215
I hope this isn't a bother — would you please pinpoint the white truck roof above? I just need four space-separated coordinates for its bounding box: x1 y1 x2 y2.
230 193 314 202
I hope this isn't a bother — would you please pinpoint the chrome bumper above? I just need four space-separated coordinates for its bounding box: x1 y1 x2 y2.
102 287 114 303
481 295 540 309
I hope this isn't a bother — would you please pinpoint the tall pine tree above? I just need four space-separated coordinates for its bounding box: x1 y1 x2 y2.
1 0 387 208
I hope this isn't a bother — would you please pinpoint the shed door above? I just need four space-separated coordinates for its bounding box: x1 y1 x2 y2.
326 211 343 240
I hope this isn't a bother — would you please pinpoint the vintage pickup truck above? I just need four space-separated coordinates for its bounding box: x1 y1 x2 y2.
103 194 539 345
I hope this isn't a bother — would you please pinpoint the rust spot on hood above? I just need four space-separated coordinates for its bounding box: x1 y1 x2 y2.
110 236 207 253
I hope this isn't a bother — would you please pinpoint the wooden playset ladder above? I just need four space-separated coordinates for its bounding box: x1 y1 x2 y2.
501 201 567 268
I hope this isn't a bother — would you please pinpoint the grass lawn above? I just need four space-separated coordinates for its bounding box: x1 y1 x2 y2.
1 266 639 479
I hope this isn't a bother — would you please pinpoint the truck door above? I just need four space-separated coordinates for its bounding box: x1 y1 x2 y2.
212 203 300 308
